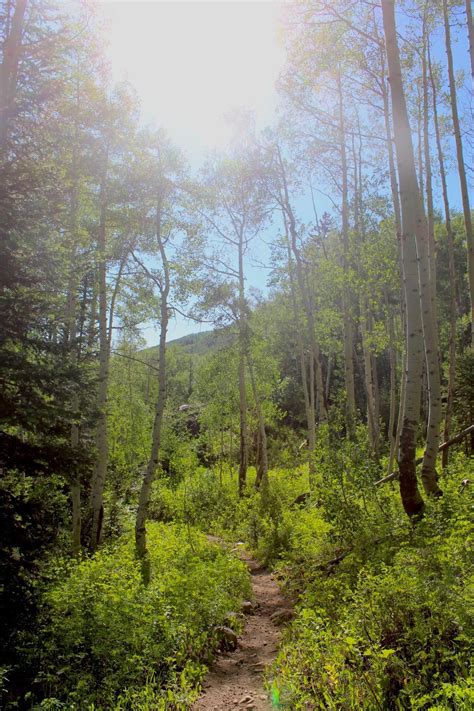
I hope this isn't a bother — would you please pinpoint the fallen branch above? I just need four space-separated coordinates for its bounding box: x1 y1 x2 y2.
374 424 474 486
438 424 474 452
111 350 160 373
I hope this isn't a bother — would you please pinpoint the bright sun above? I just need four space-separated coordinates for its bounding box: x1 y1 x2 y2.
97 1 285 152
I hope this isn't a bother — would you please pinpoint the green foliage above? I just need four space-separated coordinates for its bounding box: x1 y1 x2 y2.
144 444 473 710
36 523 250 709
267 453 474 710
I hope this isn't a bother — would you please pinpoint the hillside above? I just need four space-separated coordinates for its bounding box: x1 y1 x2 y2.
141 327 233 360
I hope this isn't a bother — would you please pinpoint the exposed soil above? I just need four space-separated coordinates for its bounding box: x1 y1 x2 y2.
193 540 291 710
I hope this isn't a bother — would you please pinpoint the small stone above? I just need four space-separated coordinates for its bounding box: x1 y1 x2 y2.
239 695 252 704
242 600 254 614
270 607 294 625
259 695 267 700
214 625 238 651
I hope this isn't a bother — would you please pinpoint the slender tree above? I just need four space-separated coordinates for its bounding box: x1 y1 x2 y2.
442 0 474 343
381 0 426 516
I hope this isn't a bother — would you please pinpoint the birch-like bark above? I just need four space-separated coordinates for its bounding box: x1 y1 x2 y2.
87 274 98 351
360 299 379 457
382 0 425 516
443 0 474 343
247 353 268 488
67 253 81 555
90 162 109 549
372 349 380 432
386 294 397 477
429 42 457 468
353 130 379 457
422 25 437 326
278 153 326 426
466 0 474 87
135 193 170 577
237 226 249 496
284 232 314 463
417 27 443 496
337 75 356 429
67 83 81 555
277 151 325 484
381 44 405 471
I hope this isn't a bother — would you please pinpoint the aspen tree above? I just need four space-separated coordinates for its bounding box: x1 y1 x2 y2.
135 189 170 577
442 0 474 343
381 0 426 515
428 42 457 468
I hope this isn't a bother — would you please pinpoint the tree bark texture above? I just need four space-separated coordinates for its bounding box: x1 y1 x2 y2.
443 0 474 344
90 167 109 549
428 41 457 469
135 193 170 576
337 75 356 430
382 0 426 516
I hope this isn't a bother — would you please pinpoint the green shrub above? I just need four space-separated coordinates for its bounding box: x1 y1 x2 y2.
268 454 474 710
36 523 250 709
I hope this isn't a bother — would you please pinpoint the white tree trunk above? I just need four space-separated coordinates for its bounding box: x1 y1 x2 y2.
443 0 474 345
135 195 170 577
382 0 426 516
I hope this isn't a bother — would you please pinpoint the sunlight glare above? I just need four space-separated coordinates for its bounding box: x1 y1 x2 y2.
97 1 285 151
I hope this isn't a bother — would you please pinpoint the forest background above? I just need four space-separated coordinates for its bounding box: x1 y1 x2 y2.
0 0 473 709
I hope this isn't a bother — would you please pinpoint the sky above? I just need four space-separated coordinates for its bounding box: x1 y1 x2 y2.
96 1 472 344
97 0 285 342
98 1 285 152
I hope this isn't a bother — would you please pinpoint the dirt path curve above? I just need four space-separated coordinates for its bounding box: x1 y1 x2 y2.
193 539 291 711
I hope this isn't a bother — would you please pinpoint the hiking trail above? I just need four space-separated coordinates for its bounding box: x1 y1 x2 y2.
193 539 292 710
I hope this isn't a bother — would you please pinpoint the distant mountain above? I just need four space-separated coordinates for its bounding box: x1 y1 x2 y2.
141 328 233 359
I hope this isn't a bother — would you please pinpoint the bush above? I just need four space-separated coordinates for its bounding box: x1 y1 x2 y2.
35 522 250 709
268 454 474 710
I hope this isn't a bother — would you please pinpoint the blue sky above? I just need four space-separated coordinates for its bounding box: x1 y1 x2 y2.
97 1 472 345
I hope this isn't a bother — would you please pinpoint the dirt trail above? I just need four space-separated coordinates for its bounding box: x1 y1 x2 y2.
193 541 291 710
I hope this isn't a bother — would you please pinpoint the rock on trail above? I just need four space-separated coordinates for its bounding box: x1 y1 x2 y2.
193 542 292 710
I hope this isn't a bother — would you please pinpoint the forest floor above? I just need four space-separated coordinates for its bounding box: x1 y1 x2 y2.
193 540 291 710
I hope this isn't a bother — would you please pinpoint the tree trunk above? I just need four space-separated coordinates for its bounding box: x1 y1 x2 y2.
248 353 268 489
277 151 323 484
443 0 474 344
285 234 313 461
386 297 397 476
238 229 248 496
381 0 426 516
466 0 474 87
353 128 378 457
87 272 98 351
90 168 109 549
417 29 443 497
422 26 437 327
135 194 170 579
0 0 27 150
372 349 380 431
67 239 81 555
67 87 81 554
429 41 457 469
381 43 407 468
360 298 379 457
337 74 356 430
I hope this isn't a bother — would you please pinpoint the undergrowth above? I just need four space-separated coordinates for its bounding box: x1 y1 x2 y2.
148 433 474 710
32 523 250 710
